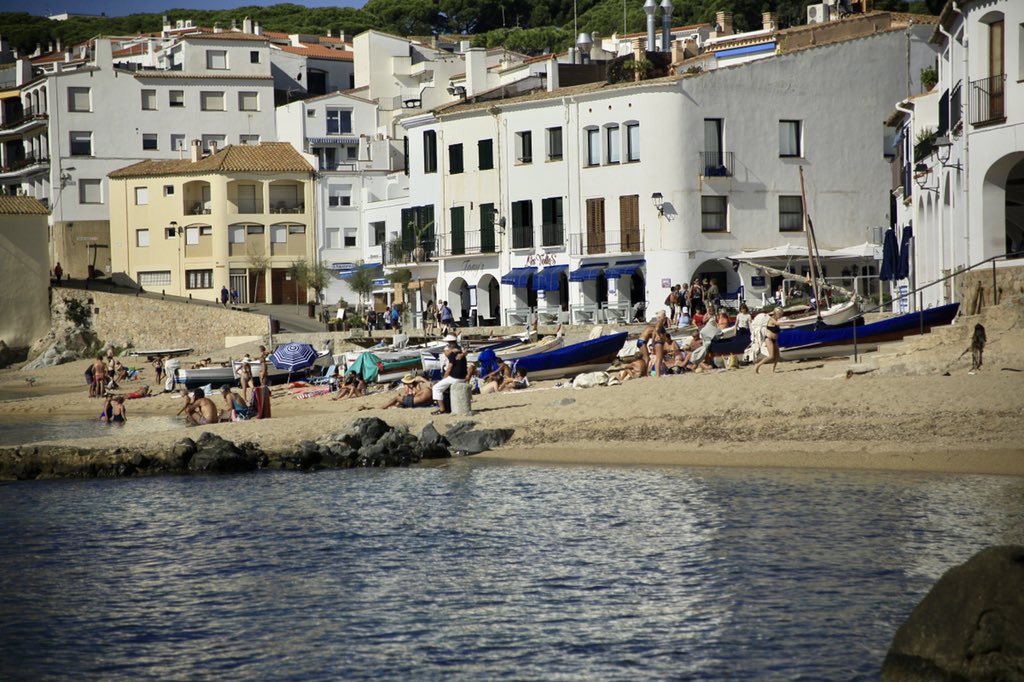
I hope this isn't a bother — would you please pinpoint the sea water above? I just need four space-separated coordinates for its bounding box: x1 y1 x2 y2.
1 461 1022 680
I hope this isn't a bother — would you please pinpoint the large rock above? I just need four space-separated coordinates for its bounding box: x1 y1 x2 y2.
881 545 1024 681
187 432 257 473
444 421 514 455
416 423 451 460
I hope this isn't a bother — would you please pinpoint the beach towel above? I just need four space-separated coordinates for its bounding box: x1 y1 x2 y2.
291 386 332 400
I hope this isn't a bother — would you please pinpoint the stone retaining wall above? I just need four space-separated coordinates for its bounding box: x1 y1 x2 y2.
957 262 1024 315
57 290 268 351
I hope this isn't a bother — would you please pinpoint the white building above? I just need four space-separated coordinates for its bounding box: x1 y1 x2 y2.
899 0 1024 309
415 12 937 326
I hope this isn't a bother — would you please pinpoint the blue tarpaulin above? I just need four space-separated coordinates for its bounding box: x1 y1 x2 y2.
531 265 568 291
501 267 537 288
605 260 645 279
569 263 607 282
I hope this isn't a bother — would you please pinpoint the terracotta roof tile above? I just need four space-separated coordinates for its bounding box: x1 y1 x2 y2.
181 31 269 42
277 44 353 61
109 142 314 179
0 195 50 215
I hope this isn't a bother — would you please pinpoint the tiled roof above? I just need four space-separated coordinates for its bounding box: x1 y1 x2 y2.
180 31 269 42
0 195 50 215
277 44 353 61
108 142 314 178
128 71 273 80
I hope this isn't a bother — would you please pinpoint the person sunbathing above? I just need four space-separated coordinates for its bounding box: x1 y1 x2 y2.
382 374 433 408
184 389 219 425
615 358 648 382
500 366 530 391
220 385 251 421
332 371 367 400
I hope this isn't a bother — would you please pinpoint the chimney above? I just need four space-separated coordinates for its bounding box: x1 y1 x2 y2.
546 57 559 92
55 38 62 52
465 47 487 96
230 19 238 31
326 29 332 38
644 0 657 52
660 0 673 52
190 139 202 162
209 139 218 155
243 17 253 34
762 12 777 31
213 22 222 34
254 22 262 36
93 38 113 67
716 11 733 36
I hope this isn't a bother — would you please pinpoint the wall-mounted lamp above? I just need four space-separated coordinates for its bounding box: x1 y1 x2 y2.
651 191 665 215
59 166 76 188
914 163 939 194
495 215 506 233
446 85 466 98
169 220 182 236
933 136 962 171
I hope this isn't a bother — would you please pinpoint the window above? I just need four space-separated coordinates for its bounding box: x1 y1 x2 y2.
780 120 802 157
478 139 494 170
186 269 213 289
202 134 226 152
306 109 316 118
450 206 466 255
271 226 288 243
238 92 259 112
779 195 804 231
423 130 437 173
136 229 150 247
547 127 563 161
134 187 149 205
619 194 641 251
138 271 171 287
626 123 640 162
141 89 156 111
328 185 352 207
541 197 563 246
326 108 353 134
479 203 496 252
344 228 357 247
516 130 532 164
449 143 464 174
250 50 260 64
246 225 265 235
142 133 158 151
586 128 600 166
606 125 620 164
287 225 306 235
701 196 728 232
164 227 176 239
325 228 341 248
67 87 91 112
69 131 92 156
79 179 102 204
163 185 175 196
370 221 386 246
239 134 260 145
345 145 358 160
185 227 200 245
229 226 246 244
171 134 186 151
200 91 225 111
169 90 184 108
511 199 533 249
206 50 227 70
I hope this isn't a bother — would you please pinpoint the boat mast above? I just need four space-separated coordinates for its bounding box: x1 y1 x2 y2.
798 166 823 315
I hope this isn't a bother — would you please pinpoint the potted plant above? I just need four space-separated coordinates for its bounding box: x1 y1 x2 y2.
411 220 434 263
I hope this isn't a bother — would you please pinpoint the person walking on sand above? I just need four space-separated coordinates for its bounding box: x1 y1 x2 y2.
91 354 107 398
755 307 784 374
53 262 63 285
236 356 254 402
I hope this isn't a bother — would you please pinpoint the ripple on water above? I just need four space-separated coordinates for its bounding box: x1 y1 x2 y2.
0 464 1022 680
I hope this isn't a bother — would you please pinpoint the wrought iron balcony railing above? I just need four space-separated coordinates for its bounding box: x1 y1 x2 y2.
970 73 1005 126
699 150 733 177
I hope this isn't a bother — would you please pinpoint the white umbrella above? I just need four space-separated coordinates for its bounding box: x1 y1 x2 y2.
728 243 825 260
828 242 881 259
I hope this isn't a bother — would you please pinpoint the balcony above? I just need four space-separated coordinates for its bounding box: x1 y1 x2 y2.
0 107 47 135
438 229 498 257
510 225 534 250
970 74 1005 127
569 230 644 256
0 154 49 178
269 201 305 214
950 80 962 132
384 236 438 265
229 198 264 214
699 151 733 177
541 223 564 248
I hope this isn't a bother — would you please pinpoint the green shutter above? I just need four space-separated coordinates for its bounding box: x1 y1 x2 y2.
480 203 495 252
450 206 465 255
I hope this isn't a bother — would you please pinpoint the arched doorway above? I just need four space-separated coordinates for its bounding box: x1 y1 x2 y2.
1006 160 1024 256
447 277 470 323
629 271 645 321
477 274 500 326
981 153 1024 259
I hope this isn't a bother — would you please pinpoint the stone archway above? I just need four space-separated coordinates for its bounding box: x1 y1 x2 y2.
981 153 1024 259
476 273 500 325
447 277 470 323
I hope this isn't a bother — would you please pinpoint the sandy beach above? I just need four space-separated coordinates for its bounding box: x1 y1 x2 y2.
2 301 1023 477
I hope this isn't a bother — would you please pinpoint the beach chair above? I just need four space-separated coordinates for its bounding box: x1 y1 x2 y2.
310 365 336 386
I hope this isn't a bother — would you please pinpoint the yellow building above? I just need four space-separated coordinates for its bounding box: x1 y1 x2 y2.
0 195 50 350
108 141 316 303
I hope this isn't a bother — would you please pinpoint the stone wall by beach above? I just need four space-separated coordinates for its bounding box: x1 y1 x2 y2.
957 262 1024 314
56 290 268 351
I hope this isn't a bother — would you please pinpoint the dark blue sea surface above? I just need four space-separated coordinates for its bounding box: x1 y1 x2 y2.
1 461 1022 680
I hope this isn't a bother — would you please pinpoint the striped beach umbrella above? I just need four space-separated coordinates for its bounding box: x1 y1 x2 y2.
270 343 318 373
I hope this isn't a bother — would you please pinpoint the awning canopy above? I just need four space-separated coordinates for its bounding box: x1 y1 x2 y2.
569 263 607 282
337 262 382 280
605 260 645 279
501 266 537 288
829 242 882 259
307 136 360 145
531 264 568 291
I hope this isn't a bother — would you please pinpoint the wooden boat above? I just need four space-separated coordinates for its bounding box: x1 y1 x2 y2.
175 353 331 390
128 347 194 359
778 299 862 329
778 302 960 360
511 331 630 381
420 334 565 379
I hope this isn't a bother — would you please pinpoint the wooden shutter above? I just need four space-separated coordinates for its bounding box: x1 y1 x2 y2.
619 195 640 252
586 198 605 255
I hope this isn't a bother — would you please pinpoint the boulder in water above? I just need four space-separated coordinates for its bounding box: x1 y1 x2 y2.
881 545 1024 681
444 421 514 455
187 432 257 474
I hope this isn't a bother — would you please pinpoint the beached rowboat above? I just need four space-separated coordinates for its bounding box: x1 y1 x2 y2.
511 331 630 381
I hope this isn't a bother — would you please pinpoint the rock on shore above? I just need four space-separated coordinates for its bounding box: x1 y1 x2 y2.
881 545 1024 681
0 418 514 480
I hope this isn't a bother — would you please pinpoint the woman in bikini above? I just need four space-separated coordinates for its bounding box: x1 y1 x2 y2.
755 307 784 374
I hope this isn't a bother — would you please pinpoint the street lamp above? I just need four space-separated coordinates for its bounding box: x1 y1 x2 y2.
170 220 182 295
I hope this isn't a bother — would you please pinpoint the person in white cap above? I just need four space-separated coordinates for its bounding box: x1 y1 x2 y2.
678 305 691 328
431 335 467 413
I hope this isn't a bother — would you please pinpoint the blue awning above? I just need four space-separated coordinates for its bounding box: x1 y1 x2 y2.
501 266 537 288
337 263 382 279
569 263 607 282
605 260 645 279
532 265 568 291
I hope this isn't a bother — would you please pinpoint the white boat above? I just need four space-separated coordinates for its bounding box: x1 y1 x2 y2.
778 299 862 329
